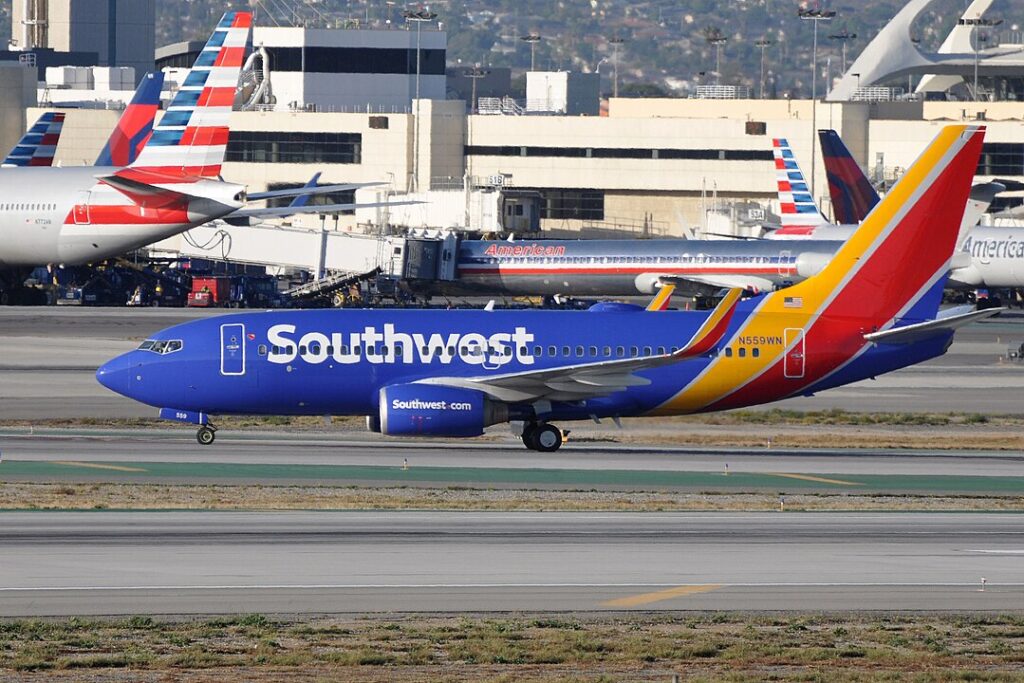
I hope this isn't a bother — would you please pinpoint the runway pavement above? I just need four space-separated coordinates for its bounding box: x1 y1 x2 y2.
0 511 1021 616
0 308 1023 419
2 432 1023 491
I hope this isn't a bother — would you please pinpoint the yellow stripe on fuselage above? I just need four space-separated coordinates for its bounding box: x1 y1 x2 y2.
652 126 967 415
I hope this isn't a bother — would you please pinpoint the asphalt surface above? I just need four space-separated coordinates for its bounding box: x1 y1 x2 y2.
0 511 1021 616
1 307 1023 419
2 432 1024 480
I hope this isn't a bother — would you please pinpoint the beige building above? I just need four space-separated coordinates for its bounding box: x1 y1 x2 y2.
17 95 1024 237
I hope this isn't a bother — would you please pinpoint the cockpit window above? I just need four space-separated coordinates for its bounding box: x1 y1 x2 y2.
138 339 184 355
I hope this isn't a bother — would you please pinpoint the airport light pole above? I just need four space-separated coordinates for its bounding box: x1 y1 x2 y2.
595 57 609 96
520 33 541 71
703 28 727 85
755 37 772 99
968 16 1003 101
404 8 437 193
465 65 489 114
609 37 626 97
799 7 836 202
828 30 856 74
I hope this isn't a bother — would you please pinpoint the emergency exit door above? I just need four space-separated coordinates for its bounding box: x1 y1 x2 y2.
220 323 246 376
783 328 805 379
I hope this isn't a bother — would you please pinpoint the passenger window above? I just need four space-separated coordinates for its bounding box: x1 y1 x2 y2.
616 346 625 357
309 343 320 354
258 344 268 356
643 346 653 356
752 348 760 358
326 345 334 355
533 345 543 357
575 346 584 357
519 346 529 356
725 347 733 357
739 347 747 358
671 347 679 354
352 346 361 356
341 345 350 355
298 345 307 354
603 346 611 356
630 346 639 357
589 346 598 357
562 346 570 357
548 345 557 357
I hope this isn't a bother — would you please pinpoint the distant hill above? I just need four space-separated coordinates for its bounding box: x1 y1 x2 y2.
4 0 1017 98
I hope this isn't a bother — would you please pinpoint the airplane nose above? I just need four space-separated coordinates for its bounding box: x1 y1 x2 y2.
96 354 131 397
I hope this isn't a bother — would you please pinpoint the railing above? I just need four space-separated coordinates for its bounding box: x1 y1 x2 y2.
477 96 526 116
695 85 751 99
851 87 905 102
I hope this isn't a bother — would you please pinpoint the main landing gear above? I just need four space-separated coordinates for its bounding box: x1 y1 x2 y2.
196 424 217 445
521 422 565 452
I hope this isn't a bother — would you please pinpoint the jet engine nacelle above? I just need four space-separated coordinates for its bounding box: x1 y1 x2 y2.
379 384 509 437
795 251 831 278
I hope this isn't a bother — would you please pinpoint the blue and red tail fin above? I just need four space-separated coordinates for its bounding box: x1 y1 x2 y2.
3 112 65 167
771 137 828 236
819 129 880 225
785 125 985 324
96 71 164 167
130 11 252 178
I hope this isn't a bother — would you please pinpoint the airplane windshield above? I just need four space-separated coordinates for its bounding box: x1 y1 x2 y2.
137 339 183 355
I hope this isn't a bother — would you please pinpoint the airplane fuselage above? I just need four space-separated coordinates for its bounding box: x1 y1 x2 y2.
0 163 243 268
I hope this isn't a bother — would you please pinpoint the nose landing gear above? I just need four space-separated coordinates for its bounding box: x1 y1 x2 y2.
196 424 217 445
521 423 564 452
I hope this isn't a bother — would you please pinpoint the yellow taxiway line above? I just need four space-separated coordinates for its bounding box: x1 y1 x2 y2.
768 472 863 486
602 584 722 608
52 461 148 473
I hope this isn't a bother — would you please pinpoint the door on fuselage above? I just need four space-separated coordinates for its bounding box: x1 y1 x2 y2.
73 191 91 225
220 323 247 376
783 327 805 379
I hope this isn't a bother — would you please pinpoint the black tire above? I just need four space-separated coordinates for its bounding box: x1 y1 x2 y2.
521 424 539 450
533 424 563 453
196 426 216 446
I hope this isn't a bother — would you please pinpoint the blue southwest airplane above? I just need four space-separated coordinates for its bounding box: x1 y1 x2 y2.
98 125 995 452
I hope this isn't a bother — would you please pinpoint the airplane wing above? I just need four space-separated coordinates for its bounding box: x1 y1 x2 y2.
246 182 384 202
417 289 742 403
864 307 1002 344
231 200 422 219
656 273 775 297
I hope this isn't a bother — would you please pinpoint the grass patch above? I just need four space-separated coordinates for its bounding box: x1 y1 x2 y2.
4 613 1024 679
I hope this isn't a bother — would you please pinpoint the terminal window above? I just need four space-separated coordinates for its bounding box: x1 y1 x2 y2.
227 132 362 165
533 189 604 221
978 143 1024 176
265 182 356 214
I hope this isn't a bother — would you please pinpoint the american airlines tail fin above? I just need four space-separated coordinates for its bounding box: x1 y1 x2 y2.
771 137 828 236
2 112 65 167
818 129 880 225
130 11 252 178
788 126 985 324
96 71 165 167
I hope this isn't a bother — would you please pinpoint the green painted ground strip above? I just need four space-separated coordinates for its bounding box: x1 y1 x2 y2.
1 460 1023 493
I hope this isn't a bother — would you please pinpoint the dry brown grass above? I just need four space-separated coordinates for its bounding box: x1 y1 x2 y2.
3 613 1024 681
2 481 1022 512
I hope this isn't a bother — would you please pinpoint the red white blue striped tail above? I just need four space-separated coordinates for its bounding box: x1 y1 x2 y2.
3 112 65 167
772 137 828 235
130 11 252 178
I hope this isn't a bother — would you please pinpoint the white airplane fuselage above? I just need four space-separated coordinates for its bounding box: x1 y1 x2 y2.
0 166 243 267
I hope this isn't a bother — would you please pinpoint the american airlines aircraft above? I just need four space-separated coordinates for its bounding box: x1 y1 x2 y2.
97 126 995 452
0 12 255 280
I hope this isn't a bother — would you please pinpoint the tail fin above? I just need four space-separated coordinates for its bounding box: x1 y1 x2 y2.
130 11 252 178
818 129 880 225
96 71 165 167
786 125 985 324
3 112 65 167
771 137 828 235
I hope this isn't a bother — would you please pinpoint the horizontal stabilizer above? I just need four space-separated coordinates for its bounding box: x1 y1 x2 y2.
232 200 423 219
864 307 1002 344
97 172 197 208
246 182 385 202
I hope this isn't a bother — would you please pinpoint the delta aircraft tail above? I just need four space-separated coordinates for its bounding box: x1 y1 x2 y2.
819 129 880 225
96 71 165 167
771 137 828 235
2 112 65 167
130 11 252 178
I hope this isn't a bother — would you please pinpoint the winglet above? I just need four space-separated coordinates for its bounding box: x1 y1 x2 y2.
646 283 675 311
674 288 743 358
